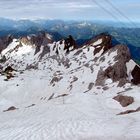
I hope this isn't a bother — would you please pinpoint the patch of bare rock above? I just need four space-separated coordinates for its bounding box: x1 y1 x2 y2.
118 107 140 115
113 95 134 107
3 106 18 112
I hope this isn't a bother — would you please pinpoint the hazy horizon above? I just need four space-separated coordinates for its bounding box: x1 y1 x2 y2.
0 17 140 24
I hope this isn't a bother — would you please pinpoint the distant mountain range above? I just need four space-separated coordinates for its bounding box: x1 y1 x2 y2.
0 18 140 63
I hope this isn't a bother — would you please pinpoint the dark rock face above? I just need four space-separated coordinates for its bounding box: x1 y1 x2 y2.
3 66 15 80
51 35 77 55
4 66 15 73
114 44 131 63
0 35 13 53
131 65 140 85
96 45 131 86
95 69 106 86
64 35 77 53
85 33 112 55
113 95 134 107
108 45 130 83
39 46 50 60
29 32 53 55
31 32 52 47
0 55 6 63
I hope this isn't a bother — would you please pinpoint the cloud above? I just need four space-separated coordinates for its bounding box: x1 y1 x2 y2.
0 0 97 19
0 0 139 21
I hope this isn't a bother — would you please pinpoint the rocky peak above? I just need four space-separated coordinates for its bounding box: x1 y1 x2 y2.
30 32 53 47
19 32 54 55
50 35 77 55
19 32 53 46
85 33 112 55
63 35 77 53
0 35 13 53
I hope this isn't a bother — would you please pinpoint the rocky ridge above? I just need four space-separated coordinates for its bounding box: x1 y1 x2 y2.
0 32 139 86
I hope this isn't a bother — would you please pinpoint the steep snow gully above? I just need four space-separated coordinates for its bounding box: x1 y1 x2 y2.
0 33 140 140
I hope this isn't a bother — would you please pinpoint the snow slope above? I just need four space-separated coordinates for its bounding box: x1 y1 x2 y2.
0 34 140 140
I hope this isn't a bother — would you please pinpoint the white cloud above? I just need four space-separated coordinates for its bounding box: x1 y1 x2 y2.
0 0 139 21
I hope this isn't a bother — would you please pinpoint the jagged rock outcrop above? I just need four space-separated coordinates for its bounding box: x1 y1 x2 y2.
4 66 15 73
30 32 53 47
53 35 77 55
106 45 130 84
16 32 54 58
131 65 140 85
0 35 13 52
2 66 15 80
0 55 6 63
85 33 112 55
64 35 77 53
96 44 131 86
30 32 53 54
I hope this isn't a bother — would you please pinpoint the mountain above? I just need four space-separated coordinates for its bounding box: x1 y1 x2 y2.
0 32 140 139
0 19 140 64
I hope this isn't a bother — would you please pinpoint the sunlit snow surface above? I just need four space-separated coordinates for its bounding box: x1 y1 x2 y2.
0 39 140 140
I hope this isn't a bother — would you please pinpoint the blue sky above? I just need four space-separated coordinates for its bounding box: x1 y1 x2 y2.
0 0 140 22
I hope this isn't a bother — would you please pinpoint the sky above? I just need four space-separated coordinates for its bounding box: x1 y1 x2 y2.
0 0 140 22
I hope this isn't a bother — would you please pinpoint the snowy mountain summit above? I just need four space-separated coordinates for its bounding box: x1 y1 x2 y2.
0 33 140 140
